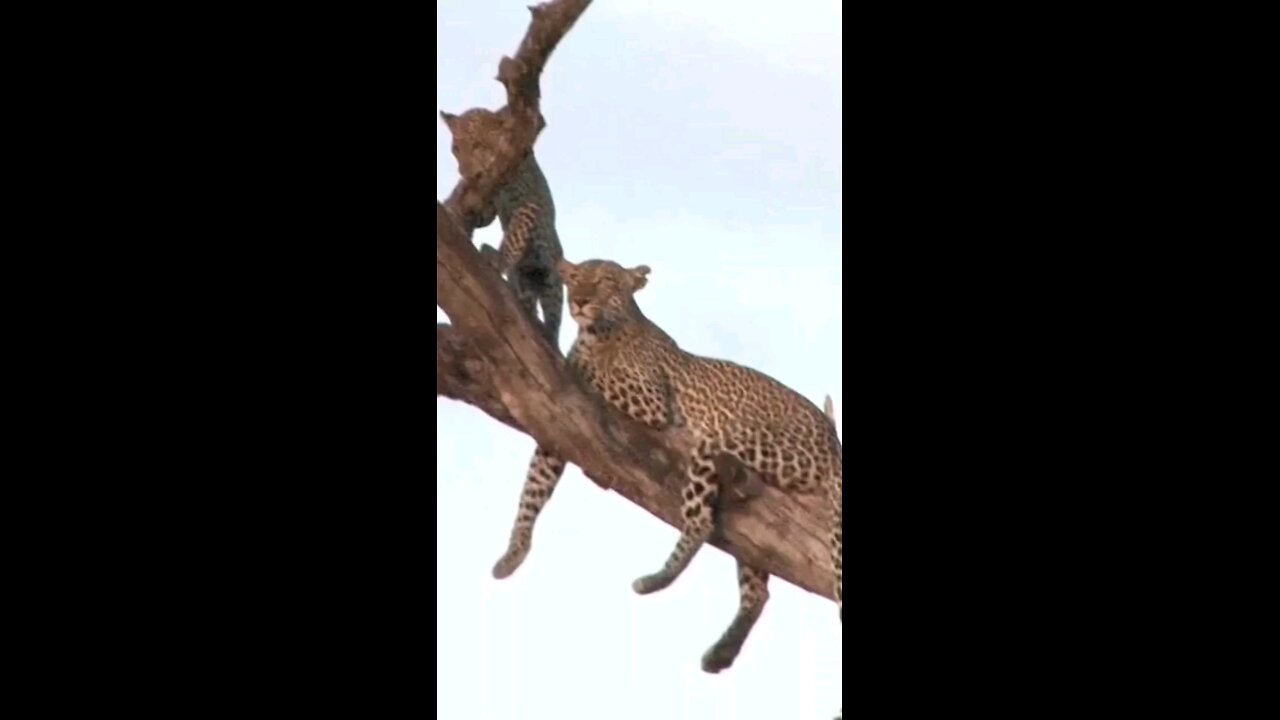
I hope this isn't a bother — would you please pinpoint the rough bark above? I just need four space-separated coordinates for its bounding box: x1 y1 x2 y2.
436 0 836 603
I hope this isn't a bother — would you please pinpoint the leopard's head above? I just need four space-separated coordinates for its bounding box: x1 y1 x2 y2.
557 258 651 331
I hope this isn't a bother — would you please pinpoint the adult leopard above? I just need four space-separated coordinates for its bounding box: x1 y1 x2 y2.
493 258 842 707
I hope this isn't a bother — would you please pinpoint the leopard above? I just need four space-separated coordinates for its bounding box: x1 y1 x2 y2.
492 257 842 707
441 108 564 348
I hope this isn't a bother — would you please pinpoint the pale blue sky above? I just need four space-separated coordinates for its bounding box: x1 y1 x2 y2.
437 2 842 717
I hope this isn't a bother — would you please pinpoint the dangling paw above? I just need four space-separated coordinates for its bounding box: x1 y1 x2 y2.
700 641 740 674
632 570 674 595
492 542 529 579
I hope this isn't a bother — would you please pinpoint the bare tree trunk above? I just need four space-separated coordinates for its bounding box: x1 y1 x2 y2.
436 0 836 604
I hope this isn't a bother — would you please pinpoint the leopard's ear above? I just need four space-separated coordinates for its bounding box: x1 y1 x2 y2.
823 394 837 427
440 111 458 131
556 259 579 284
628 264 652 291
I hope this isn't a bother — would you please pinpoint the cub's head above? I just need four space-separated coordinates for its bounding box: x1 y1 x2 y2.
556 259 651 330
441 108 503 227
441 108 503 180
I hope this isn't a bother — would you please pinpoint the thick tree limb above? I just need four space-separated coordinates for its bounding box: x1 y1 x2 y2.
436 0 836 603
438 204 834 601
437 323 522 434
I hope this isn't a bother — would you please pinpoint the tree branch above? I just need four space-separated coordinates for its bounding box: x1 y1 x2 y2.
436 0 835 603
437 323 523 434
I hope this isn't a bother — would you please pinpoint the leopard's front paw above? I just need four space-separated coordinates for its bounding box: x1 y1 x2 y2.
632 571 674 595
492 542 530 579
700 642 739 674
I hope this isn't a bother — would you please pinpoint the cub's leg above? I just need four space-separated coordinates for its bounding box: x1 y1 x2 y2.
479 202 539 272
701 562 771 673
493 447 566 579
537 279 563 348
632 438 719 594
505 270 543 333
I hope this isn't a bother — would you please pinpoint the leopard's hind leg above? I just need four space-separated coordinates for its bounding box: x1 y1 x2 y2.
631 437 720 594
700 562 770 673
493 446 566 579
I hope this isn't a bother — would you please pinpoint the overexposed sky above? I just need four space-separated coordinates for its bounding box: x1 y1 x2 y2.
437 2 842 717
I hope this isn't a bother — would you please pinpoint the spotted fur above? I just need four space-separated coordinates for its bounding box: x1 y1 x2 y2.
441 108 564 347
823 393 841 720
493 258 842 689
479 201 543 285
